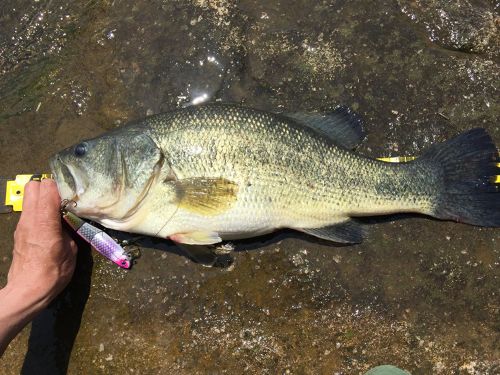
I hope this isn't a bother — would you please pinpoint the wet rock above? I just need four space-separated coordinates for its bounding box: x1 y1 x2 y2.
399 0 499 58
0 0 499 374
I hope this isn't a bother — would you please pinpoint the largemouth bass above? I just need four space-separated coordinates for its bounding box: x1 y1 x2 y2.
50 103 500 246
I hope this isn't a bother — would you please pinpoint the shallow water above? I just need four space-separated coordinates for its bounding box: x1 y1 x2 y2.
0 1 499 374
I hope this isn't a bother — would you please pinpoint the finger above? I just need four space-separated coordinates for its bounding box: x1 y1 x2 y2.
19 181 41 227
38 179 62 221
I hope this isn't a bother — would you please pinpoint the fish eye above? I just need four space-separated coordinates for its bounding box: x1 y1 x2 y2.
74 143 87 157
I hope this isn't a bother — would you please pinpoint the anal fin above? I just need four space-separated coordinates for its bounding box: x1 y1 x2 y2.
298 219 365 244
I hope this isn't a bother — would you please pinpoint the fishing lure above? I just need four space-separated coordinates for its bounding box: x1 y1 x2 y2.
61 200 132 269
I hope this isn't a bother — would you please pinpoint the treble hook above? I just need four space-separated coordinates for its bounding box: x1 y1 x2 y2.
124 245 142 261
60 199 77 214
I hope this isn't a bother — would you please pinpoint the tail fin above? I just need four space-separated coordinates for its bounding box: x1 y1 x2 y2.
419 128 500 227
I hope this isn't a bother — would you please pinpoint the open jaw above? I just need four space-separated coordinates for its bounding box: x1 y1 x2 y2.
49 156 80 200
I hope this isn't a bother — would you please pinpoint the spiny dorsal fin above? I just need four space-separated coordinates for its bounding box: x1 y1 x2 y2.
298 219 365 244
167 177 239 216
283 106 365 149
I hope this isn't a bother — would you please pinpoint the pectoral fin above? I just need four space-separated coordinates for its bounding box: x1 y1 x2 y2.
166 177 238 216
298 219 365 244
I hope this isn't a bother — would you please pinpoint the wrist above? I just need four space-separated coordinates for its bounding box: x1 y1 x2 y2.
0 283 49 355
2 280 53 312
6 265 64 307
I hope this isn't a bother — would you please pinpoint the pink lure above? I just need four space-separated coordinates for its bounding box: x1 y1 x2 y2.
62 210 131 269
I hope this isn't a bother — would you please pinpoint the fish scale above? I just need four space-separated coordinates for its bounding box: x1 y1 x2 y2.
138 105 435 233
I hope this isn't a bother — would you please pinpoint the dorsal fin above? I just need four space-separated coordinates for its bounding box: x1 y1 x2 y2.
282 106 365 149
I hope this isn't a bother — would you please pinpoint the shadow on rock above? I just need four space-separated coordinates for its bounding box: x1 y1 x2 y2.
112 226 357 266
21 237 93 375
108 212 441 269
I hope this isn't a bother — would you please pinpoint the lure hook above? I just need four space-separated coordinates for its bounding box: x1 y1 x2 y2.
124 245 141 261
60 199 77 213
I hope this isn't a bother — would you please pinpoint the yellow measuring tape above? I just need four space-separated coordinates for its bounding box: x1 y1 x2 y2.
378 156 500 183
376 156 419 163
3 174 53 212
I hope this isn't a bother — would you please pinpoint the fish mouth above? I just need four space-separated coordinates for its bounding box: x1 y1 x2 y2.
49 155 78 199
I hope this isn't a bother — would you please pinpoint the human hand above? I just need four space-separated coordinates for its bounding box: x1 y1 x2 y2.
7 179 77 305
0 179 78 355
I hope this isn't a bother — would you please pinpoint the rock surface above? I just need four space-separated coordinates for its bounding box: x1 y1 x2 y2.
0 1 498 374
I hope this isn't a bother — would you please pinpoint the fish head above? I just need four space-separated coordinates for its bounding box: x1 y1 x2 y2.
50 130 164 222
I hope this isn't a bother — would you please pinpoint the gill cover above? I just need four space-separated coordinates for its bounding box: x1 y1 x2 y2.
101 131 164 219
